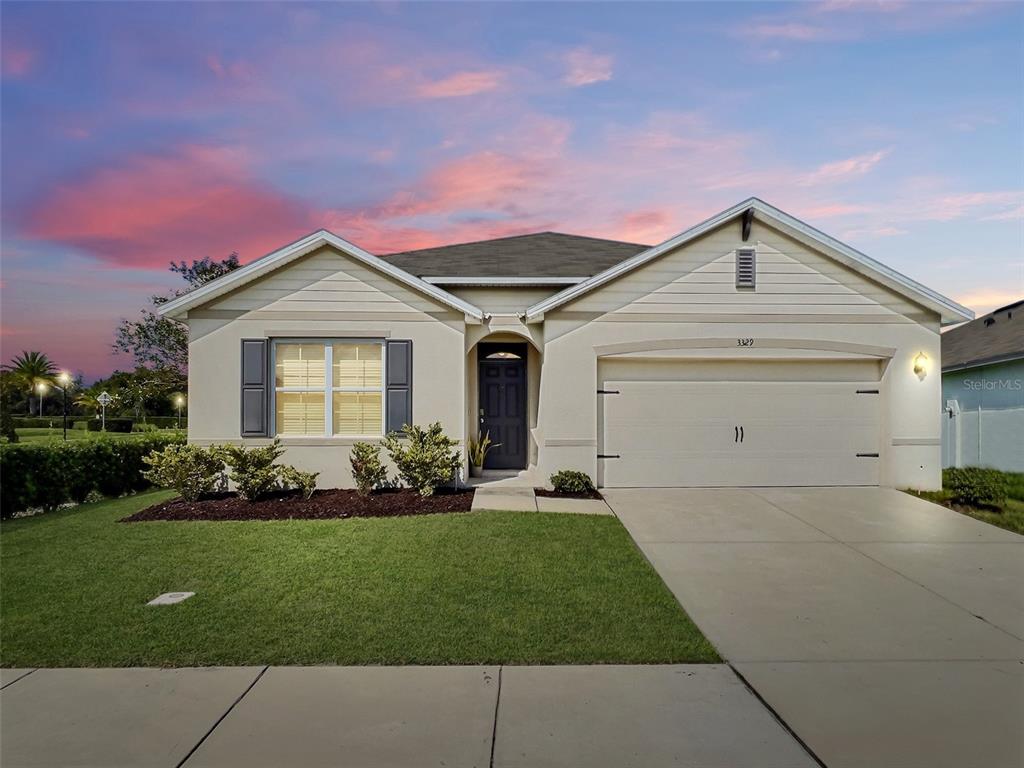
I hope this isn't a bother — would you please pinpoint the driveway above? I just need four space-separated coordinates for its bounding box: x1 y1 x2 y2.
605 487 1024 768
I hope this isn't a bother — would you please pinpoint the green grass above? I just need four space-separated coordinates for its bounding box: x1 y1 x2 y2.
0 491 717 667
14 427 183 443
909 470 1024 535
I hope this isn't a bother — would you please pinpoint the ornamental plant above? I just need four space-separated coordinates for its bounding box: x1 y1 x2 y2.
945 467 1008 507
350 441 388 496
550 470 595 494
142 443 225 502
218 439 287 501
280 466 319 500
383 422 461 497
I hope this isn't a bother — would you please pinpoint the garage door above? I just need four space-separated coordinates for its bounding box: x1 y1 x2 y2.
600 373 881 487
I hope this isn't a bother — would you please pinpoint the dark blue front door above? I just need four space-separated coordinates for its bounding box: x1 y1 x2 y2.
478 348 527 470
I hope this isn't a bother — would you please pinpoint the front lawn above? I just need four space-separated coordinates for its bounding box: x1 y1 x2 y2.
908 470 1024 535
0 491 717 667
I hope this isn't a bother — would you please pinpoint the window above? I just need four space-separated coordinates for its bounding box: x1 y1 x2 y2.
735 248 756 289
274 341 383 437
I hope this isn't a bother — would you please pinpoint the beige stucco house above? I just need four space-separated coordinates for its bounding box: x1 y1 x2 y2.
160 198 973 491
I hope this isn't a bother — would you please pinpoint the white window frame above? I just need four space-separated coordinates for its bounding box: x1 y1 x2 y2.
271 338 386 438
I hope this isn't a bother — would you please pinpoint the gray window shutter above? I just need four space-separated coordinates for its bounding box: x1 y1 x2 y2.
385 340 412 434
735 248 756 288
240 339 269 437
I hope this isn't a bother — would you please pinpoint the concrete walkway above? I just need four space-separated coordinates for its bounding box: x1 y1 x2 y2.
605 487 1024 768
0 664 815 767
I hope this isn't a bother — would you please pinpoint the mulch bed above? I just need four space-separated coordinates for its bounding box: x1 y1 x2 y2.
534 488 604 500
121 487 475 522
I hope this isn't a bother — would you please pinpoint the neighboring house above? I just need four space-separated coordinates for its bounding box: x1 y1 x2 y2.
160 198 972 491
941 300 1024 472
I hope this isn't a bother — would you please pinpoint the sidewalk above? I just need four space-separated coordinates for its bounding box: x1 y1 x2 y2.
1 664 816 768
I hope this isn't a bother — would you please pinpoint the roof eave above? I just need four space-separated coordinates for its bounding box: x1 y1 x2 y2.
942 351 1024 373
525 198 974 325
158 230 485 321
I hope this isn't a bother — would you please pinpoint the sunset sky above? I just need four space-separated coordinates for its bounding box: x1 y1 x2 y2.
2 1 1022 379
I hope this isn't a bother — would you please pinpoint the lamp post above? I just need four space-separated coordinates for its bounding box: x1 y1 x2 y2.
173 394 185 430
35 381 48 419
56 372 72 441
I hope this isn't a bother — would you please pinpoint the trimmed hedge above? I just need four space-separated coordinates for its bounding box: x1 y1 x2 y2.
141 416 188 429
0 432 185 518
13 417 78 430
86 418 133 433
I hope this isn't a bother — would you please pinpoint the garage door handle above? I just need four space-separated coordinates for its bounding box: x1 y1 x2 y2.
740 426 744 443
734 426 739 443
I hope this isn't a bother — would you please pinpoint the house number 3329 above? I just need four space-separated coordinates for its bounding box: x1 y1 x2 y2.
736 338 755 347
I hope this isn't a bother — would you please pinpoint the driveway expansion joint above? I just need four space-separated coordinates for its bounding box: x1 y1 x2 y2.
0 668 37 691
728 664 827 768
176 665 269 768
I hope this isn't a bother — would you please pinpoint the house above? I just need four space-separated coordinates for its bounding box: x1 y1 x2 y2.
160 198 973 491
941 300 1023 472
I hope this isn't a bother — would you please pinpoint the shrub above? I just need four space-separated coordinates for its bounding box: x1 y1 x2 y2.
133 423 160 433
382 422 461 497
87 418 133 433
350 441 388 496
945 467 1008 507
13 417 75 429
280 466 319 500
219 439 288 501
142 443 225 502
550 470 595 494
1 408 18 443
0 432 185 518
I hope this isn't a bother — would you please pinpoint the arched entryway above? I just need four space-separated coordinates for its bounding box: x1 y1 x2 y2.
466 332 542 473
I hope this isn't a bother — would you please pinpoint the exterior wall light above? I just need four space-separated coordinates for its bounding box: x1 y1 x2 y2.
913 352 929 381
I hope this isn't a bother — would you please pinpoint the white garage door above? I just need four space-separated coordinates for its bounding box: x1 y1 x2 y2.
600 374 881 487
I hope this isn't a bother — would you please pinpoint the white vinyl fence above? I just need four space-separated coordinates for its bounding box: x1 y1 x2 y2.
942 404 1024 472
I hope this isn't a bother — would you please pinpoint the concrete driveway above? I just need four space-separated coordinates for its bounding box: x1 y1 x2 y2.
605 486 1024 768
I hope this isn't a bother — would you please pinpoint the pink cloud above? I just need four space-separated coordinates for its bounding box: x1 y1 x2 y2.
23 145 316 268
2 44 35 78
798 149 890 186
415 70 503 98
562 47 613 87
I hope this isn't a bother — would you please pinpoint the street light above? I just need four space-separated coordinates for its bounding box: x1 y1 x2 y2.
35 381 48 418
56 372 72 441
173 394 186 430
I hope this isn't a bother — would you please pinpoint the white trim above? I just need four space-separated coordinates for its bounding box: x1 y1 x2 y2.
159 230 485 320
422 276 587 286
524 198 974 325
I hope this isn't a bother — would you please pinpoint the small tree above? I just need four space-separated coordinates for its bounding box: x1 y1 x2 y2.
382 422 460 497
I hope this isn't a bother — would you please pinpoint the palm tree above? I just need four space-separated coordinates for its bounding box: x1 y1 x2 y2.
3 351 56 415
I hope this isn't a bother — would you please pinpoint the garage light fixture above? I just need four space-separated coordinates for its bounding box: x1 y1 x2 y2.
913 352 929 380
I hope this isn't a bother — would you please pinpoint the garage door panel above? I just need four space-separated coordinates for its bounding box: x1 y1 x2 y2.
601 378 881 488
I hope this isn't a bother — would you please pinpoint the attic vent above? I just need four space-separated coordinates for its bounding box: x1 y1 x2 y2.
736 248 756 288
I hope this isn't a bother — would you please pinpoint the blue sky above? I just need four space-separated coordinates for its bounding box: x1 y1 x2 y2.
1 1 1022 378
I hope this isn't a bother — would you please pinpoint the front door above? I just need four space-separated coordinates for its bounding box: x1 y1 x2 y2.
478 344 527 470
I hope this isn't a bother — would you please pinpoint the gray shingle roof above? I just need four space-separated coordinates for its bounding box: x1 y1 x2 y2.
942 299 1024 371
380 232 649 278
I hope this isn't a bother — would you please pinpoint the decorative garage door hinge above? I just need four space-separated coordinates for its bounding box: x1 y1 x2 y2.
597 389 620 394
855 452 880 458
597 454 621 459
855 389 880 394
